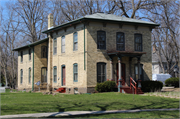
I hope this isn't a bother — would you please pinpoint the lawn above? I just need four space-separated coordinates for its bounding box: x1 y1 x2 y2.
1 91 179 115
52 111 180 118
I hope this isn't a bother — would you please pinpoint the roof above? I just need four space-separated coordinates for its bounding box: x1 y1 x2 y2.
13 38 48 51
42 13 159 34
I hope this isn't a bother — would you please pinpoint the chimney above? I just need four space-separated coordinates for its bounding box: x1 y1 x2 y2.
48 13 54 29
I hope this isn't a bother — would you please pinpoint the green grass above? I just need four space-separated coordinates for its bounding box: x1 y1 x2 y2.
52 111 180 118
1 91 179 115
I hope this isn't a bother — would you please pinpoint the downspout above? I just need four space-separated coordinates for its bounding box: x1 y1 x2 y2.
84 24 86 70
32 46 34 91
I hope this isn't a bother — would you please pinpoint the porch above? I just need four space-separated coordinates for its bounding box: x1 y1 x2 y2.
107 50 146 94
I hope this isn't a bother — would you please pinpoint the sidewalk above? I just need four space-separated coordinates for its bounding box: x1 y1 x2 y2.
0 108 179 118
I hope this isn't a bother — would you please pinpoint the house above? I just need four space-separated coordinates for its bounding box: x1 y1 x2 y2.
13 13 159 94
152 47 179 77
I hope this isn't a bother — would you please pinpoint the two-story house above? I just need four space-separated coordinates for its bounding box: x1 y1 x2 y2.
13 13 159 93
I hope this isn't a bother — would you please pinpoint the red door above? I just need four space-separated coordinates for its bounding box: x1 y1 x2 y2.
62 66 66 86
116 63 126 85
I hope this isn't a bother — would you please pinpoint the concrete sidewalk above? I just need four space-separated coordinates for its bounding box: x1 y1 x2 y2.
0 108 179 118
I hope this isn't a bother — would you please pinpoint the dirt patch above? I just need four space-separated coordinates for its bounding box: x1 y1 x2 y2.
161 88 180 92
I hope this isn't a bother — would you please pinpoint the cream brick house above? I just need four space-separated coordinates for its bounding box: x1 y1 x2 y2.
13 13 159 93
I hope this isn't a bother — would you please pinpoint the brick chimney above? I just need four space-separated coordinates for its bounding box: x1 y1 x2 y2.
48 13 54 29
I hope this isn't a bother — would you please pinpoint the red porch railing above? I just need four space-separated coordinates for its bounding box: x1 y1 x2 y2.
130 76 137 94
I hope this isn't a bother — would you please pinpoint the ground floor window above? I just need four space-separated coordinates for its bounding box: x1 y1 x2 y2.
73 63 78 82
53 66 57 83
134 64 143 80
41 67 47 83
20 69 23 84
97 62 106 83
29 68 31 83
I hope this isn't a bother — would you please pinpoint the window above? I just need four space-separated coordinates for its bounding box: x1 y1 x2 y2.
41 46 47 58
53 38 57 54
73 32 78 51
41 67 47 83
116 32 125 51
97 62 106 83
29 49 31 61
61 65 66 86
61 36 65 53
53 66 57 83
135 64 143 80
97 30 106 49
73 63 78 82
29 68 31 83
21 51 23 62
20 69 23 84
134 34 142 51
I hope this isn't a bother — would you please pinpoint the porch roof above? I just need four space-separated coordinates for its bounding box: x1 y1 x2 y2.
107 50 146 57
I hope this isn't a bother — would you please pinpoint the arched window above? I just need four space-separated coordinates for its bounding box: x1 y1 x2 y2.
134 34 142 51
61 65 66 86
73 63 78 82
53 66 57 83
29 68 31 84
41 67 47 83
21 51 23 62
116 32 125 51
41 46 47 58
61 36 65 53
29 48 31 61
97 62 106 83
97 30 106 49
53 38 57 54
73 32 78 51
20 69 23 84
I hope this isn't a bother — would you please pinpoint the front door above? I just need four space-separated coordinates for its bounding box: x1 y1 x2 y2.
116 63 126 85
62 66 66 86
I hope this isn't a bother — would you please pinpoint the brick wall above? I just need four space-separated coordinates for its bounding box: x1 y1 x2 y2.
17 48 33 90
86 22 152 89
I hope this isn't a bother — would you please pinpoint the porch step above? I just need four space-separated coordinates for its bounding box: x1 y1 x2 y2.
121 86 144 94
55 88 66 93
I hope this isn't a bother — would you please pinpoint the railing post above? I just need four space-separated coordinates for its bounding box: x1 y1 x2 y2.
135 83 137 94
130 78 132 90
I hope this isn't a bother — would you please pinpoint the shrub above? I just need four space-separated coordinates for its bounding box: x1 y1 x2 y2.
141 81 163 92
165 77 179 87
95 81 116 92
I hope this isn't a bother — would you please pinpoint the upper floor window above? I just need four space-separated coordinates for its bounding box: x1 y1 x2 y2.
29 68 31 84
97 62 106 83
116 32 125 51
29 49 31 61
41 67 47 83
41 46 47 58
73 32 78 51
53 38 57 55
97 30 106 49
21 51 23 62
73 63 78 82
134 34 142 51
53 66 57 83
20 69 23 84
61 36 65 53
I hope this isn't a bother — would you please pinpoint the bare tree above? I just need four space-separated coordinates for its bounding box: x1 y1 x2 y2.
12 0 48 43
151 1 180 74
